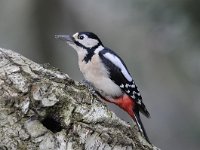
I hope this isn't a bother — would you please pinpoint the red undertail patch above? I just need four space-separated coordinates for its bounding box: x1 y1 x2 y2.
113 95 135 118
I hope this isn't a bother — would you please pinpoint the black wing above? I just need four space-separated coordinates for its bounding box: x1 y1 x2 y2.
99 48 150 117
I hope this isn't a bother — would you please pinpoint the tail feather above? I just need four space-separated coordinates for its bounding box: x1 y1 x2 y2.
133 111 151 143
139 102 151 118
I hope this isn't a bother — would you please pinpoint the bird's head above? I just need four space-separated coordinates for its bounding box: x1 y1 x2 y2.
55 32 103 54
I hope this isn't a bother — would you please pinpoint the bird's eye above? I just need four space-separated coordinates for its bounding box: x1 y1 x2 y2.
78 35 84 40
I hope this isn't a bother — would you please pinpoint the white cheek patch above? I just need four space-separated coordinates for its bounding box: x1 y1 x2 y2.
103 53 133 82
78 38 99 48
94 45 104 53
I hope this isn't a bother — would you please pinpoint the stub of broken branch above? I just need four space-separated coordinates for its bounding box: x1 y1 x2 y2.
0 48 159 150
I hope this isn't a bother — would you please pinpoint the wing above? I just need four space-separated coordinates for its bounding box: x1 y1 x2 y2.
99 48 150 117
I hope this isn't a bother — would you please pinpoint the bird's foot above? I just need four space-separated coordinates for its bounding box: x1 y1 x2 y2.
80 80 97 94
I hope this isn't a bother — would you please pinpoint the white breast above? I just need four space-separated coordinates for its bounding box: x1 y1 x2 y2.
79 54 122 97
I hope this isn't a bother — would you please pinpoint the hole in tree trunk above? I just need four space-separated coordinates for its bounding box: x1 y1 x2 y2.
41 116 62 133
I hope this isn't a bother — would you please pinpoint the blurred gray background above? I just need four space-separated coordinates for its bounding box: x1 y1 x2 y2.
0 0 200 149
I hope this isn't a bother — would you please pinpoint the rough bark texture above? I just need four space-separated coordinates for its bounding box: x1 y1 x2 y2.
0 48 159 150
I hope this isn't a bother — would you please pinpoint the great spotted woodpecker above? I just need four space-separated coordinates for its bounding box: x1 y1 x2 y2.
55 32 151 143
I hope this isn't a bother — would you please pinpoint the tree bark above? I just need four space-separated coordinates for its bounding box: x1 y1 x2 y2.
0 48 159 150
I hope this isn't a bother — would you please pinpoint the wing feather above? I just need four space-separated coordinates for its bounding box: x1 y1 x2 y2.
99 48 150 117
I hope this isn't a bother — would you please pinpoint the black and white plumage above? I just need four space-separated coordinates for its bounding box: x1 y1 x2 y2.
55 32 151 143
99 48 150 117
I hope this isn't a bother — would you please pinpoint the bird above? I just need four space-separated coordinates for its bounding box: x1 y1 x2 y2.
55 32 151 143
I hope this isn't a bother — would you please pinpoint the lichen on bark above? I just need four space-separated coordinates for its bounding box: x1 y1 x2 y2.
0 48 159 150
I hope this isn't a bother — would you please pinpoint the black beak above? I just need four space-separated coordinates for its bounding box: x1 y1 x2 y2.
55 34 74 43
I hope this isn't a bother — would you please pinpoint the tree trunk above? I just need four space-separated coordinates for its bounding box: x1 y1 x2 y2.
0 48 159 150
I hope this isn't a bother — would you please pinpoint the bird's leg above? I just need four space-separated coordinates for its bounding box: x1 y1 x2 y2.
81 80 96 93
94 92 135 118
81 80 108 103
81 79 93 88
94 90 112 102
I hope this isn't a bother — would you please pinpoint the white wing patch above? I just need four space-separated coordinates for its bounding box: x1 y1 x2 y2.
94 45 104 54
103 53 132 82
